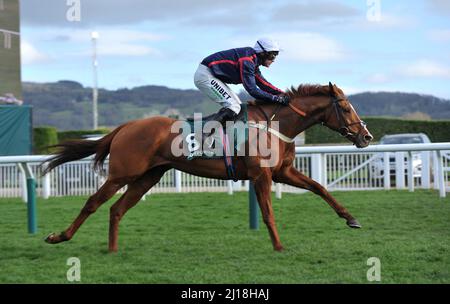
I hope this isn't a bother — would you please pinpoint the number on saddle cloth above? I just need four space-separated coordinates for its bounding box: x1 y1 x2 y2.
184 104 248 161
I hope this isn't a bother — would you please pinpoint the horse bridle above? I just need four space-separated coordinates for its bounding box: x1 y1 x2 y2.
327 96 366 138
256 94 366 140
282 95 366 139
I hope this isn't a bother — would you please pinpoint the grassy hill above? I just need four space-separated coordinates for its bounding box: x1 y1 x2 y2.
23 81 220 130
349 92 450 120
22 80 450 130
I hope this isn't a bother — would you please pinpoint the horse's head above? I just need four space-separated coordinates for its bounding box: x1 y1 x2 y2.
320 82 373 148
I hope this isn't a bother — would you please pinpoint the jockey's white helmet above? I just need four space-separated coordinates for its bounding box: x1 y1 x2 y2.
254 38 280 53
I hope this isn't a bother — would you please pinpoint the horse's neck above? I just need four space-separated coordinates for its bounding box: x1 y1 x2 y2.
248 103 277 122
247 97 328 140
277 96 328 140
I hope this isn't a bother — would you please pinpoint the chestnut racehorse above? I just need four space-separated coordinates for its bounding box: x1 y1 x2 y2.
43 83 373 252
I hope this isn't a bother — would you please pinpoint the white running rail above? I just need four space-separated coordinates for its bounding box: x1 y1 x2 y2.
1 143 449 200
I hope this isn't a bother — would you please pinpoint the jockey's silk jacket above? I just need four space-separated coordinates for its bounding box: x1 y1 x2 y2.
201 47 284 102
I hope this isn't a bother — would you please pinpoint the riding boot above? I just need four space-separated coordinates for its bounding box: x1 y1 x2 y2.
203 108 237 145
214 107 238 127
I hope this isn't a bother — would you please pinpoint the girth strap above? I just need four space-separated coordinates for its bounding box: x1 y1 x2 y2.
248 122 296 143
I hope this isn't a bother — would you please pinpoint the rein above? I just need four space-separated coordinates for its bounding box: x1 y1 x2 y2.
248 94 365 143
249 102 306 143
288 103 306 117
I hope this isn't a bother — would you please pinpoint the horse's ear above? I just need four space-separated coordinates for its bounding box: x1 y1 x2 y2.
328 82 335 96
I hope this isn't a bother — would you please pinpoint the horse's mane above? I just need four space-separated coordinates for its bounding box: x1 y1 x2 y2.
286 84 330 98
248 83 340 107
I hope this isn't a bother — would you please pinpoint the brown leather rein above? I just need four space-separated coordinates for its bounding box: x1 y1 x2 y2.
288 103 306 117
279 97 365 139
249 96 365 140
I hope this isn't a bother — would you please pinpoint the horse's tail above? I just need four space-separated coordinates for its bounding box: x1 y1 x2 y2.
42 124 126 175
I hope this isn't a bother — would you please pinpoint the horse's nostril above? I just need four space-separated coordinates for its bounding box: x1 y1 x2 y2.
364 135 373 141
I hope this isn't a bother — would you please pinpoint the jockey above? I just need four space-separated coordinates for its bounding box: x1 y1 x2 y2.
194 38 290 126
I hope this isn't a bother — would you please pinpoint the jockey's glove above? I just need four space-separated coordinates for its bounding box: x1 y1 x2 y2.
276 95 290 105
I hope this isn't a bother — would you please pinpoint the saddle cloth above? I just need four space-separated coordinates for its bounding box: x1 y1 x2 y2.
184 104 248 160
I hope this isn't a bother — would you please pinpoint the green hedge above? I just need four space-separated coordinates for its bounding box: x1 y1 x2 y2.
33 126 58 154
57 128 111 143
305 117 450 144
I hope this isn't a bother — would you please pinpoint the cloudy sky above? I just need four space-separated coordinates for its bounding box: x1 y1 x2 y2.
19 0 450 99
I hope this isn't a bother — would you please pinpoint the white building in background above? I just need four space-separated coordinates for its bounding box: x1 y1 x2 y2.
0 0 22 100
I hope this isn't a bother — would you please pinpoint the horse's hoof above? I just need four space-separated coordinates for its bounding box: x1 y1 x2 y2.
274 245 285 252
347 219 362 229
108 247 119 253
45 232 58 243
45 232 67 244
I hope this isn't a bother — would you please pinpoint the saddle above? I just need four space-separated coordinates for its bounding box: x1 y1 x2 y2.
183 105 249 181
186 107 246 123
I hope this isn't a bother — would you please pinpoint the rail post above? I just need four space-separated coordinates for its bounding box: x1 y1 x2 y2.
249 182 259 230
18 163 37 234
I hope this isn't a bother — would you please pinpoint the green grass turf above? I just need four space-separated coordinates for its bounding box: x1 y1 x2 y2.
0 190 449 283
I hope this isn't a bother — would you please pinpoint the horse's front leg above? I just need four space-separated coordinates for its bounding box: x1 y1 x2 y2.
274 166 361 228
252 170 284 251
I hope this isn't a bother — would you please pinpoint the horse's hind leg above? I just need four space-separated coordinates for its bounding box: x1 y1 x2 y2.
108 166 168 252
45 179 123 244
